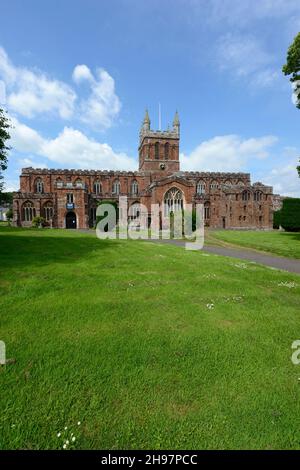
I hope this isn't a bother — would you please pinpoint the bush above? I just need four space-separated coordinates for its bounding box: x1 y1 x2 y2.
5 208 13 223
32 216 46 228
273 210 282 229
280 198 300 232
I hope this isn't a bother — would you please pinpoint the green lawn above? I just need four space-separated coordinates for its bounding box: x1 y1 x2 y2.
1 226 300 450
207 230 300 259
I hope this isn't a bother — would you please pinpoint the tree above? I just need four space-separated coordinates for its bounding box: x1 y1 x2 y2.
283 33 300 177
5 208 13 225
0 108 11 192
283 32 300 109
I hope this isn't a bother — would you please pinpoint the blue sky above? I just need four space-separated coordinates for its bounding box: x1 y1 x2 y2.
0 0 300 196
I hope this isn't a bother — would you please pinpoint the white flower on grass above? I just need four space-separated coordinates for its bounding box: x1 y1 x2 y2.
72 436 76 442
278 281 297 289
77 421 81 426
63 444 67 449
64 426 68 430
57 432 61 437
233 263 248 269
206 303 214 310
66 440 69 445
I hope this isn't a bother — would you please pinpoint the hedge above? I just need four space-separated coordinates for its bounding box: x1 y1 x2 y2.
277 198 300 232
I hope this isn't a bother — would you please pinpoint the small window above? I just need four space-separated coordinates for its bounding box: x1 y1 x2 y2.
36 179 43 193
131 180 138 195
196 181 205 195
164 143 169 160
112 180 120 195
155 142 160 160
75 179 84 188
93 180 101 195
67 193 74 204
242 190 251 202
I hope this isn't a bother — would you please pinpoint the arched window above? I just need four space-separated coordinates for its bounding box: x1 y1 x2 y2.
237 181 245 187
210 181 218 191
164 187 183 216
196 181 205 195
112 179 120 195
75 179 83 188
93 180 101 195
204 202 210 219
129 202 140 219
155 142 160 160
164 143 169 160
254 191 263 202
36 178 43 193
22 201 36 222
242 190 251 202
131 180 138 195
56 178 63 188
43 202 53 221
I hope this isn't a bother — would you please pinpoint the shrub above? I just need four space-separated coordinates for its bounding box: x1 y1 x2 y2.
32 216 46 228
273 210 282 229
5 208 13 223
280 198 300 232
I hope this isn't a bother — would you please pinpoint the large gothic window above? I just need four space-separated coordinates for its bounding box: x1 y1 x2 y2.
164 187 183 216
164 143 169 160
196 181 205 195
23 201 36 222
36 178 44 193
112 179 120 195
43 202 53 221
131 180 138 195
155 142 160 160
93 180 101 195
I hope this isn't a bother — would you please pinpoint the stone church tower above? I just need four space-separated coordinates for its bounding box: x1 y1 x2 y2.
138 110 180 174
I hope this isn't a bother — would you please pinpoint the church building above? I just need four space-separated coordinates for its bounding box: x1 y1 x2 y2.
13 110 275 230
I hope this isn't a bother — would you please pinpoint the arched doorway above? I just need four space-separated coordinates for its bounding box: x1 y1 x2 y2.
66 211 77 229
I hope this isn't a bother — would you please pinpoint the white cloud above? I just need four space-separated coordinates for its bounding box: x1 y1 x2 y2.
181 134 278 172
0 47 121 130
0 47 76 119
216 33 281 88
73 65 121 130
0 80 6 104
72 64 94 83
208 0 300 26
262 146 300 197
10 118 136 171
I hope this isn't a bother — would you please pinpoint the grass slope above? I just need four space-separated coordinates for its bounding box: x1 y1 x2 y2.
0 227 300 450
208 230 300 259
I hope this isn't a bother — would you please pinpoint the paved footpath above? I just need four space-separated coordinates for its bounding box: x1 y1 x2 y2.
145 239 300 275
